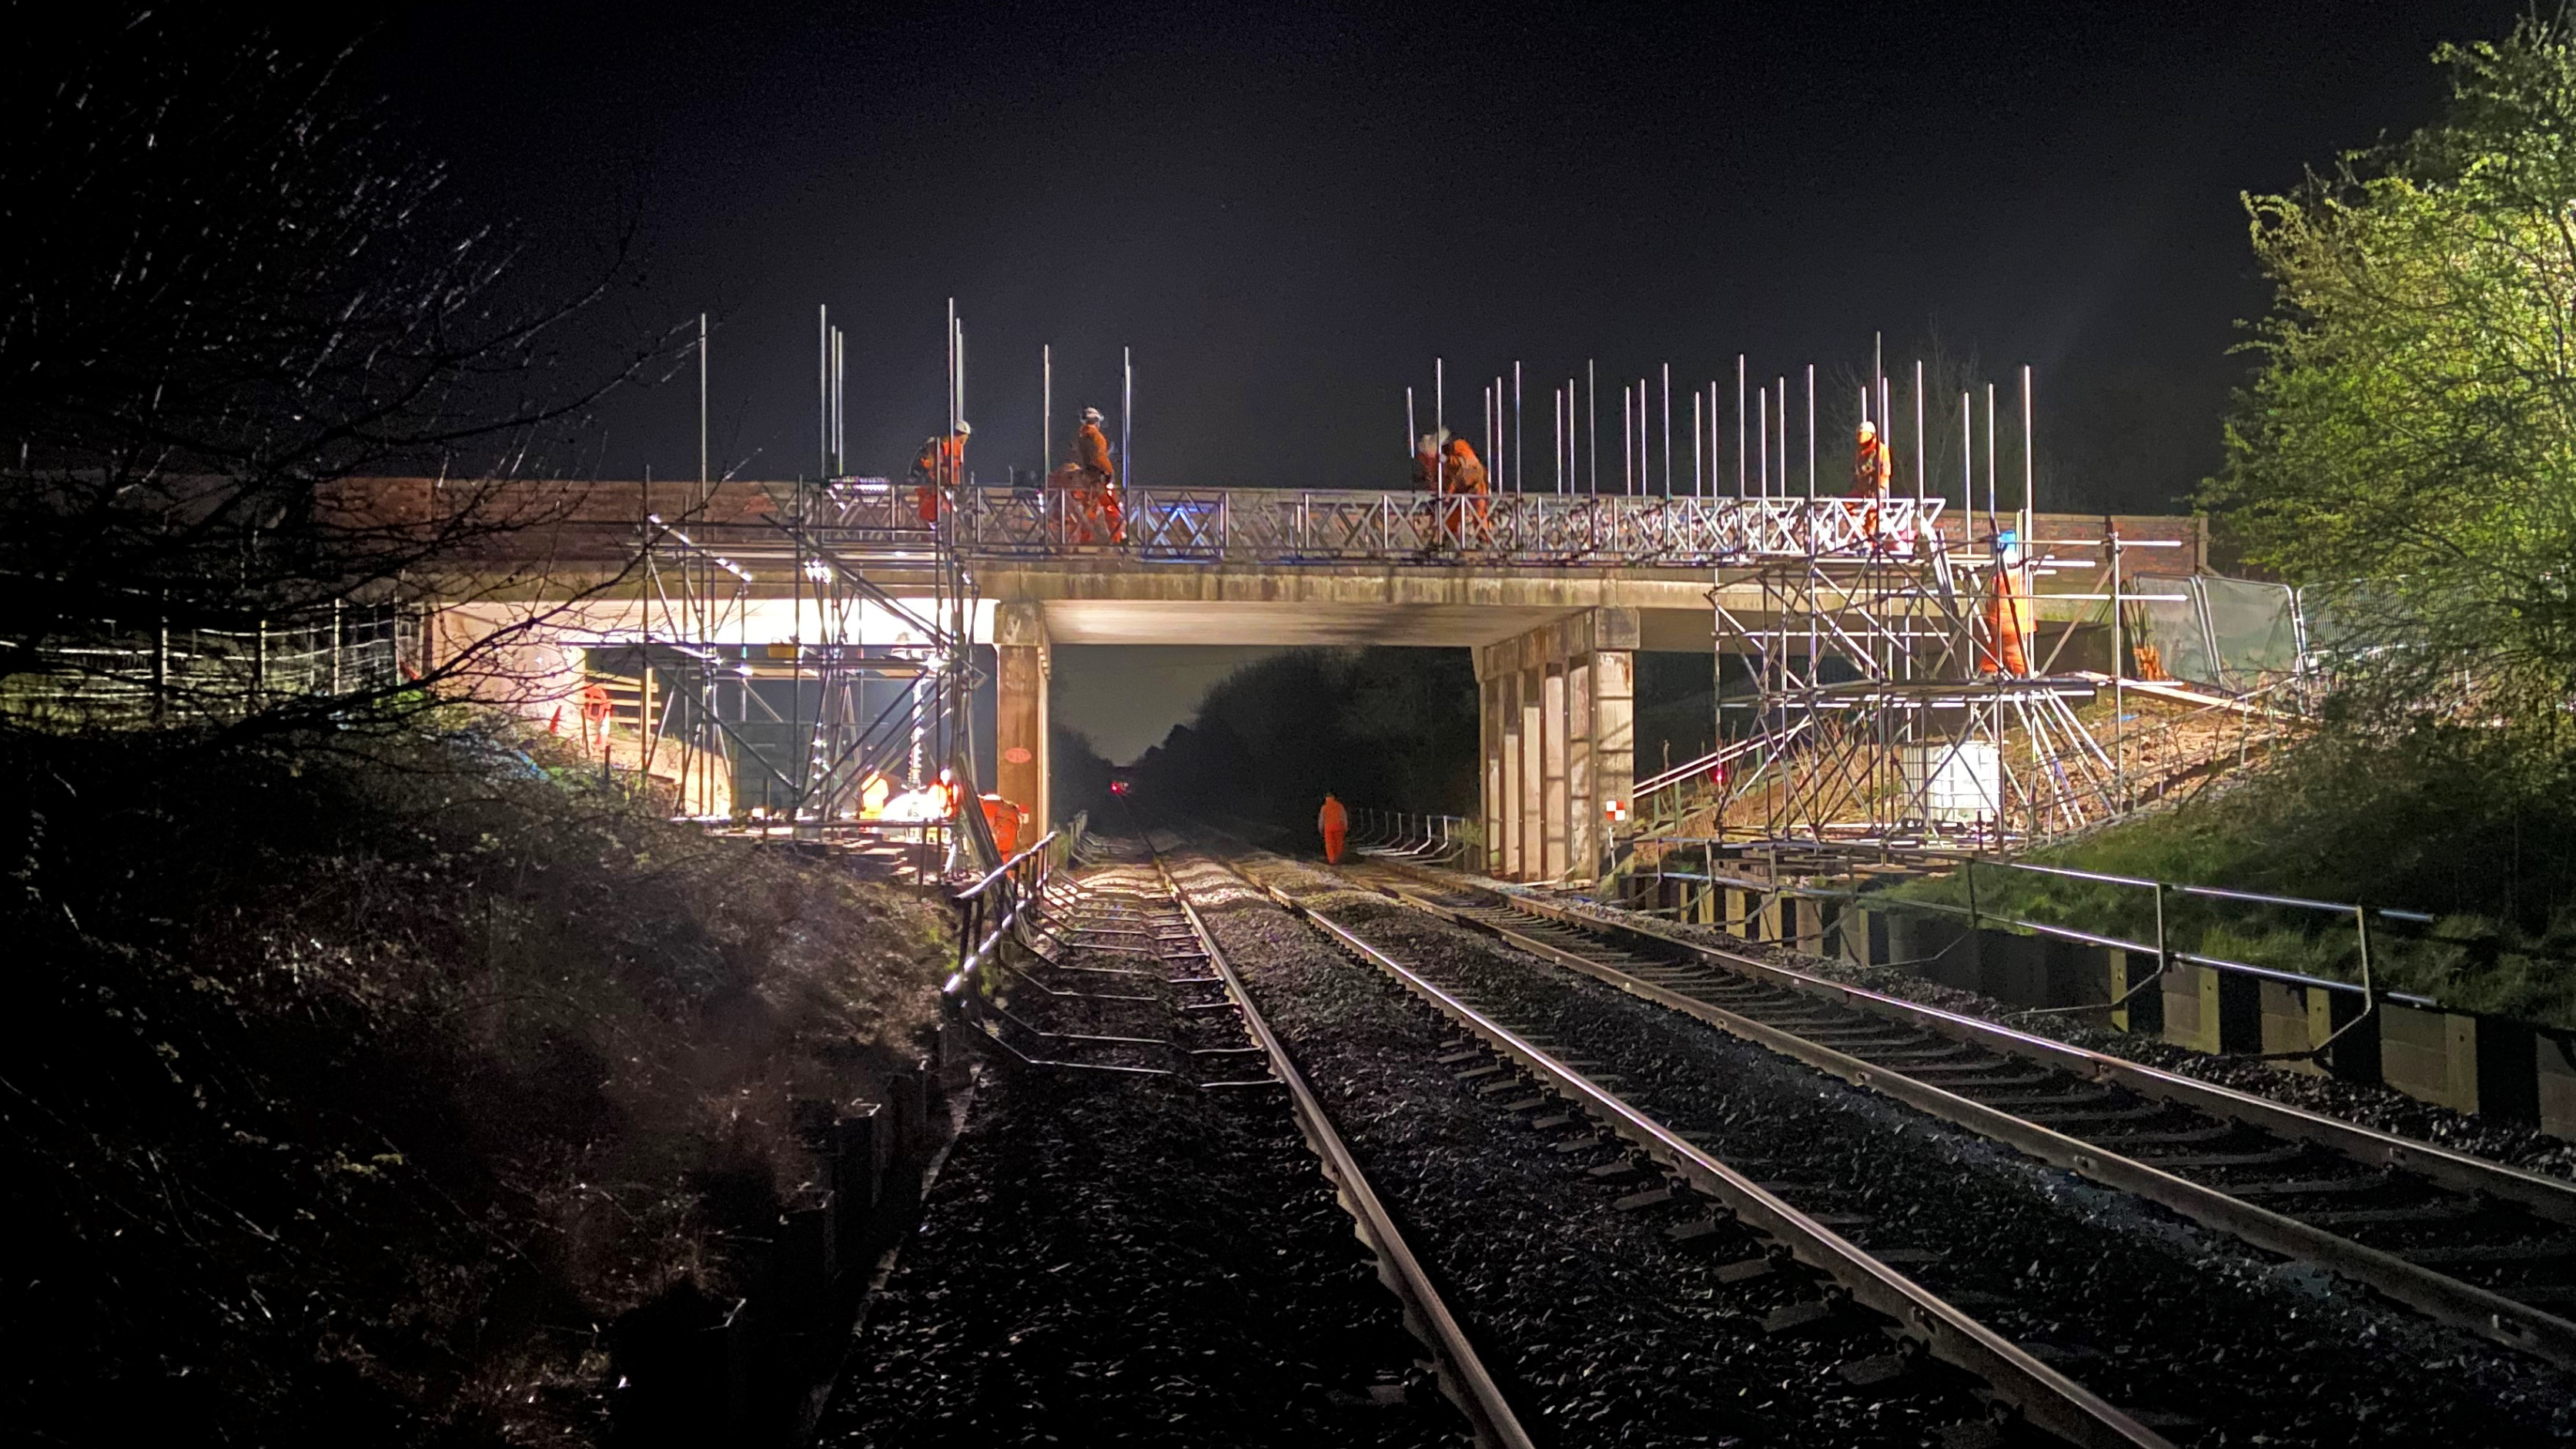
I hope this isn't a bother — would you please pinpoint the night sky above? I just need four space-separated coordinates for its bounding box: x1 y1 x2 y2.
379 0 2522 755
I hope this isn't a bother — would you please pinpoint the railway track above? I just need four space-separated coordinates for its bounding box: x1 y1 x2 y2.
958 833 1531 1447
1186 841 2576 1446
1349 857 2576 1370
1165 845 2183 1449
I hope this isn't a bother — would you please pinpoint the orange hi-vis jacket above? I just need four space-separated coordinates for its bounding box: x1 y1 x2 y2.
1441 439 1489 495
1852 434 1892 497
1982 564 2034 675
1318 797 1348 834
913 433 966 522
1072 423 1115 484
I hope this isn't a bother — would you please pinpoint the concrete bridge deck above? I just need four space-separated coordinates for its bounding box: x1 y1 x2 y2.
420 479 2206 869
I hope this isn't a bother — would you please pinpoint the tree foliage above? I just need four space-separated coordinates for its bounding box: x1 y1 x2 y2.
2208 18 2576 732
0 11 663 731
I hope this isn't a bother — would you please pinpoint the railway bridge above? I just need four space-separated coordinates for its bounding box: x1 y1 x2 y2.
430 478 2207 878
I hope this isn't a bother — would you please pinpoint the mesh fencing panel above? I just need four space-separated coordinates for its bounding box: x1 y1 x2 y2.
2200 575 2302 691
2129 574 2215 686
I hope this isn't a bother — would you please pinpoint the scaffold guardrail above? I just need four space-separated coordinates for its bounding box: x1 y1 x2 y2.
804 480 1945 567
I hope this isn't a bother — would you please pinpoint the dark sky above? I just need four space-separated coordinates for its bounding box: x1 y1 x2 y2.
376 0 2522 753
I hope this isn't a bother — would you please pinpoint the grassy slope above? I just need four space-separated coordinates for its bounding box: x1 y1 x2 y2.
0 718 948 1445
1885 728 2576 1026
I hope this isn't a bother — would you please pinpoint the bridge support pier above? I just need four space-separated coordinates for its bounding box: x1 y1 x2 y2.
995 602 1050 840
1477 608 1633 883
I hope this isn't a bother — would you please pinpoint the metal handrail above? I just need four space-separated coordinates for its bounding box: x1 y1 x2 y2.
943 811 1089 996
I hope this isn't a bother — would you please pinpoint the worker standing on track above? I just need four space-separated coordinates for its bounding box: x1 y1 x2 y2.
1979 530 2035 676
1318 793 1350 865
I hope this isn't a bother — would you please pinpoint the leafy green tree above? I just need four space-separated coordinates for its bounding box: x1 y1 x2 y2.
2208 18 2576 735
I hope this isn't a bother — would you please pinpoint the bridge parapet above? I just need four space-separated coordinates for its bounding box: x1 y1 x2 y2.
806 482 1952 567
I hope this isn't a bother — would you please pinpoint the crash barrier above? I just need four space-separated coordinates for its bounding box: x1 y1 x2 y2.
604 1023 976 1447
1621 860 2576 1140
1347 807 1474 865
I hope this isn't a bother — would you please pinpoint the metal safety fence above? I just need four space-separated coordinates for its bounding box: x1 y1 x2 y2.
805 480 1946 568
1 600 410 729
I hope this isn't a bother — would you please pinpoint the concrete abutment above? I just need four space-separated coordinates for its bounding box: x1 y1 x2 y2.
1477 607 1634 883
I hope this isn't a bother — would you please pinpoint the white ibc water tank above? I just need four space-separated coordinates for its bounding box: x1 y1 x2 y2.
1900 741 2001 823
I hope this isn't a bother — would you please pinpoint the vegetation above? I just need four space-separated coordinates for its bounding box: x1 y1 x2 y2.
1942 18 2576 1028
0 12 663 732
1 721 949 1443
2207 17 2576 733
0 15 953 1443
1892 729 2576 1024
1130 648 1481 835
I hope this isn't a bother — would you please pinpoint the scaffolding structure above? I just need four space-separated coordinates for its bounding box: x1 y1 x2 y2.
590 306 989 878
1683 360 2254 873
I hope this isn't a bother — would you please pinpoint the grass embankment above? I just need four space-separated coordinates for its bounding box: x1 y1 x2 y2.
1883 728 2576 1026
0 717 948 1445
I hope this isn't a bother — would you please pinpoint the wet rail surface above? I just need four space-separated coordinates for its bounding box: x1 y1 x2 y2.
1198 842 2576 1446
1359 857 2576 1368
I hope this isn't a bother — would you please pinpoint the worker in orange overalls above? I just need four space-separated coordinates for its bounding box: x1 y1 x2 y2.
1318 792 1350 865
911 421 969 524
1063 407 1122 544
578 681 613 747
1438 434 1490 549
1846 419 1895 550
1979 530 2035 676
979 793 1025 858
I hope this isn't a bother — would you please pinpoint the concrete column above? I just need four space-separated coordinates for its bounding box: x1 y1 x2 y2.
1567 654 1594 878
1541 663 1568 879
1593 644 1634 877
1480 607 1635 884
1481 674 1506 875
1519 665 1543 879
995 602 1051 838
1500 668 1525 878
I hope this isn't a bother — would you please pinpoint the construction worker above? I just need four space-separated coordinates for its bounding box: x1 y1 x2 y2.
578 680 614 748
1412 433 1441 489
1851 419 1892 497
1318 792 1350 865
1847 420 1896 551
979 793 1025 858
911 421 970 524
1438 433 1490 548
1063 407 1122 544
1979 530 2035 676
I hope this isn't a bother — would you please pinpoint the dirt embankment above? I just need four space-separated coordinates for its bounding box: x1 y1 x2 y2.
0 720 949 1445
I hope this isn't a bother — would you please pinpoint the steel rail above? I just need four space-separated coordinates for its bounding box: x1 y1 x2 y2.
1494 888 2576 1226
1153 852 1538 1449
1380 876 2576 1369
1227 862 2177 1449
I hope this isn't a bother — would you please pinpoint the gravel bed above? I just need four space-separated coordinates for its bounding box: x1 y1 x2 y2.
1248 856 2576 1447
823 922 1464 1447
1527 889 2576 1182
1173 859 2009 1449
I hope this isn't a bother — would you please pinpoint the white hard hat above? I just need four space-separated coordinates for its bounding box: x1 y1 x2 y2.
1083 407 1103 423
1858 418 1878 437
955 420 972 436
